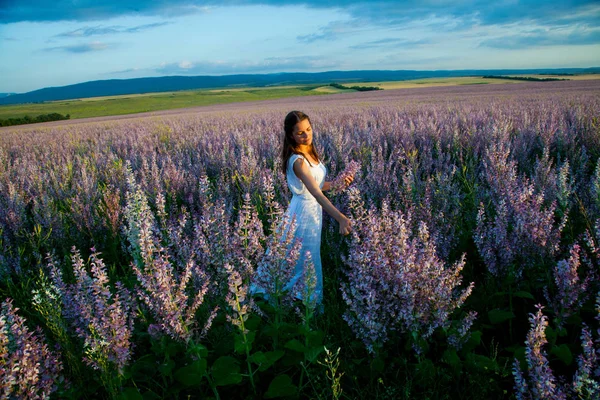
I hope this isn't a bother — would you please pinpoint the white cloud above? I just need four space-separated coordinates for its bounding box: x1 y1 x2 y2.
45 41 110 53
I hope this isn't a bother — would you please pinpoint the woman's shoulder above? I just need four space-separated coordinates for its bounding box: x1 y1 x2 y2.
287 153 306 168
289 153 321 166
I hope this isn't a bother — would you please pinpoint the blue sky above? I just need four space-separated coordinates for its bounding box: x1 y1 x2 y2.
1 0 599 93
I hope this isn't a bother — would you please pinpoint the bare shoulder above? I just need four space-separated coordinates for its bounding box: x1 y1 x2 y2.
292 157 311 178
293 156 308 169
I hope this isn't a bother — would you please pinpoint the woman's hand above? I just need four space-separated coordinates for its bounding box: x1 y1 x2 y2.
343 174 354 188
339 216 352 236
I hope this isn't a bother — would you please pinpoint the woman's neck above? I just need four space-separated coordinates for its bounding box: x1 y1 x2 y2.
295 146 318 164
296 144 311 154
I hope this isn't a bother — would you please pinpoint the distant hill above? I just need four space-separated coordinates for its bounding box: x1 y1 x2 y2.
0 93 16 98
2 67 599 105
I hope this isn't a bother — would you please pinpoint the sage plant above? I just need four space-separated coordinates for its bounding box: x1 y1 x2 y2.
250 217 302 304
46 248 136 396
475 143 565 279
544 244 590 328
224 263 256 393
0 298 63 399
512 305 564 400
329 160 361 195
341 188 474 354
132 246 212 343
514 303 600 399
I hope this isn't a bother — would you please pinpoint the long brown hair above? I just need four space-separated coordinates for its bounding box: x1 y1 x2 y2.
280 110 320 175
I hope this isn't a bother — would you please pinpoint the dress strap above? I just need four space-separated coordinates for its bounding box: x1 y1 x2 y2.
289 153 318 169
288 153 306 169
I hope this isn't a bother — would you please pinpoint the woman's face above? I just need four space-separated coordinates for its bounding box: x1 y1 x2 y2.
292 118 312 147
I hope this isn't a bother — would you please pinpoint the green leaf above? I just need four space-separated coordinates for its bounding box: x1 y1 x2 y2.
545 325 557 344
165 341 184 357
461 330 482 354
211 356 242 386
565 314 582 327
306 330 324 347
465 354 499 373
284 339 305 353
264 374 298 398
557 326 569 337
117 387 142 400
249 350 285 372
279 322 301 335
513 291 534 300
131 354 157 381
488 309 515 324
415 359 435 384
264 350 285 371
305 345 325 363
187 343 208 359
370 357 385 373
245 314 261 331
174 359 207 387
234 331 256 354
158 358 175 377
281 350 303 367
140 390 161 400
551 344 573 366
513 346 526 364
442 349 461 368
262 324 278 338
121 365 133 381
249 351 267 365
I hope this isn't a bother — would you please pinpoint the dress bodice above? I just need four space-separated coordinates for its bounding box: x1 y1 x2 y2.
286 153 327 199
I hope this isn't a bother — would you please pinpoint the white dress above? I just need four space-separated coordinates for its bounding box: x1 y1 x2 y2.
249 153 326 305
281 153 327 305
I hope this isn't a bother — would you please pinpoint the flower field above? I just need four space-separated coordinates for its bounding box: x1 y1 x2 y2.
1 80 599 399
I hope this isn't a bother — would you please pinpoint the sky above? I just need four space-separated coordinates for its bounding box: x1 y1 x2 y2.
1 1 599 93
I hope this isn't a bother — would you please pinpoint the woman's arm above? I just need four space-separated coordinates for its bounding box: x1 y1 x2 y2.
293 159 352 235
321 177 354 192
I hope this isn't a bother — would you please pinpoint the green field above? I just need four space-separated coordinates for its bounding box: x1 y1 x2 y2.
1 75 598 122
0 85 337 121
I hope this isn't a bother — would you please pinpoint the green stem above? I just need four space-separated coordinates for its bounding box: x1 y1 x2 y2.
299 309 310 391
235 292 256 394
161 354 170 395
188 338 220 400
273 287 281 349
204 372 221 400
508 282 514 344
300 361 322 400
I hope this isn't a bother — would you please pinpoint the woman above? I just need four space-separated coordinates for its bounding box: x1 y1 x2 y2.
278 110 354 305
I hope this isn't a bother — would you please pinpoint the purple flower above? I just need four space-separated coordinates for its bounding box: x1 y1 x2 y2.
545 244 589 328
293 250 320 317
224 263 253 334
0 298 63 398
475 143 565 279
572 324 599 398
330 160 361 195
448 311 478 351
231 192 265 279
513 304 566 400
60 248 135 374
341 191 474 354
132 252 211 343
249 211 302 307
